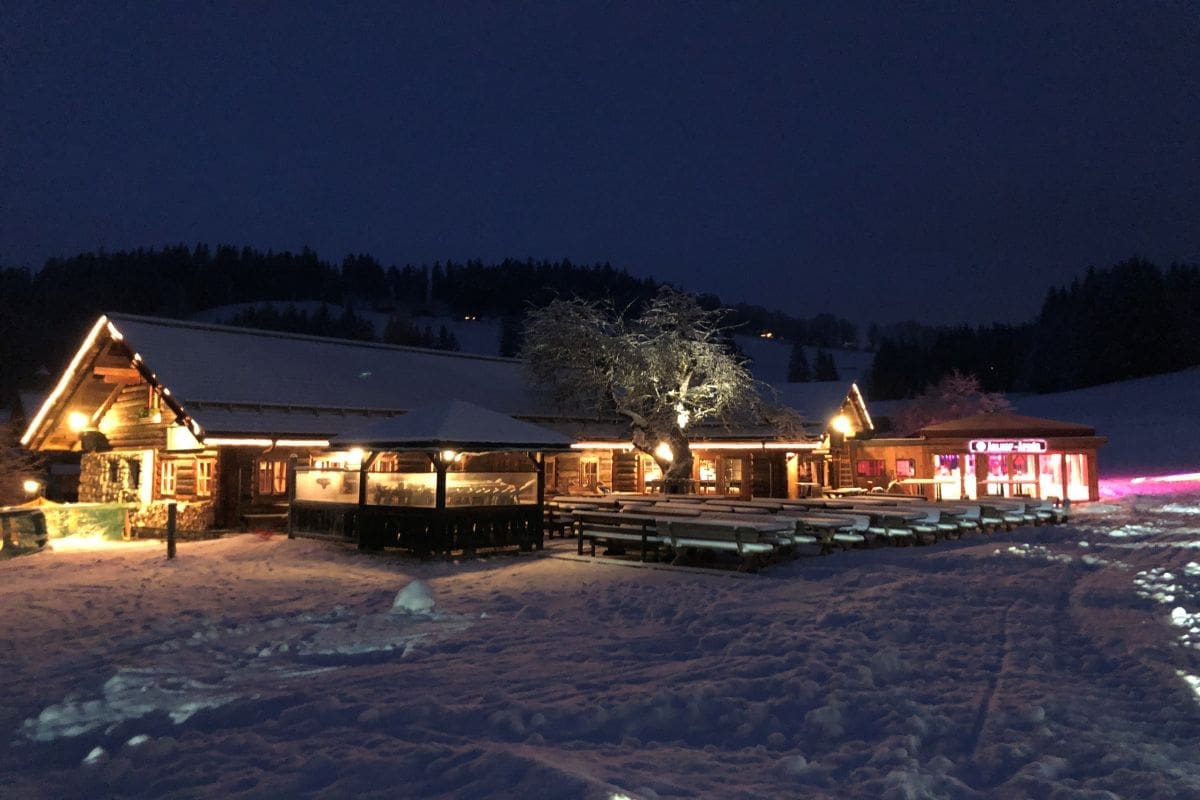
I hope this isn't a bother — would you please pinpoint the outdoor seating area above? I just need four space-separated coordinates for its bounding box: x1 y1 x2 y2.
547 490 1066 571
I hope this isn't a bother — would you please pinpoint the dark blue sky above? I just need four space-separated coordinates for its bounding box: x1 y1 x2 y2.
3 2 1197 325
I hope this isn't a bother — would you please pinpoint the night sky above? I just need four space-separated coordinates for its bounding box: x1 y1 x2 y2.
3 2 1197 325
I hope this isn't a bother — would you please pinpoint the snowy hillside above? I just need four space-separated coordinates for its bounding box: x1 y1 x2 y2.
735 335 874 386
1013 367 1200 477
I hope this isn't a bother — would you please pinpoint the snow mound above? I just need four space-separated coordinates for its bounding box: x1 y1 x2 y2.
392 580 436 614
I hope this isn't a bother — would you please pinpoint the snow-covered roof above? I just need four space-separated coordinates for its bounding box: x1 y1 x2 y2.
181 404 400 438
106 313 545 416
919 411 1096 438
771 382 861 427
334 400 574 451
25 313 862 448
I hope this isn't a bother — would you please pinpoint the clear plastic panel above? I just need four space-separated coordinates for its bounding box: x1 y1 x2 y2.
296 469 540 507
365 472 438 507
295 469 360 504
445 473 538 506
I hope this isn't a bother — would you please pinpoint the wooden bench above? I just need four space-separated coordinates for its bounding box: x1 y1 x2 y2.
574 510 668 561
658 519 780 570
575 510 787 569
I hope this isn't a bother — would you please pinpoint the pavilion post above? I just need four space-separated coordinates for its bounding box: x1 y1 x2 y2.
166 501 177 559
286 453 297 539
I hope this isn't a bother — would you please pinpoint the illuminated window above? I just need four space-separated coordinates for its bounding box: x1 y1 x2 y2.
195 459 214 497
257 459 288 496
372 454 398 472
856 459 885 478
580 457 599 489
159 460 177 496
895 459 916 478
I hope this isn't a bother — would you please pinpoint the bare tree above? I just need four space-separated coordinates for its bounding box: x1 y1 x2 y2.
523 288 760 492
0 420 42 506
893 371 1012 436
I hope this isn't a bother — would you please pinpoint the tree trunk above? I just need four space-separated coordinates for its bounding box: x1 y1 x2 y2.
662 427 694 494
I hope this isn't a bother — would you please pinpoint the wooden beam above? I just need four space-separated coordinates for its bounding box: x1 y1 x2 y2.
93 366 143 383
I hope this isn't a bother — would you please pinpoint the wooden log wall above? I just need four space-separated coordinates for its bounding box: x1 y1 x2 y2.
547 452 613 493
751 453 788 498
612 452 640 493
98 384 170 450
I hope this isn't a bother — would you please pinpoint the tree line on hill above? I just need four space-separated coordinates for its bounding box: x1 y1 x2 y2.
0 244 858 406
863 258 1200 399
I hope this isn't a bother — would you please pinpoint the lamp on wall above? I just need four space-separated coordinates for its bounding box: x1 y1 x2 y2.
830 414 853 437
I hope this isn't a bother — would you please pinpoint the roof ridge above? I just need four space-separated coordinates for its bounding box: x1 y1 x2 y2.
103 311 523 365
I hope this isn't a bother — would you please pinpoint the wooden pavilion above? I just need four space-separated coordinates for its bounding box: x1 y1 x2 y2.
289 400 573 553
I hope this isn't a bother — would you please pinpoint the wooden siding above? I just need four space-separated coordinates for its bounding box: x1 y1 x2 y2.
549 452 613 494
99 384 170 451
612 452 640 493
155 451 218 502
751 453 788 498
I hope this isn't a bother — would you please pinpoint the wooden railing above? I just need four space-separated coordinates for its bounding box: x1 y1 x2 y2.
289 501 543 556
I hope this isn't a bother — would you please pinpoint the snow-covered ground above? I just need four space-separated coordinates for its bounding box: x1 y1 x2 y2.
3 374 1200 799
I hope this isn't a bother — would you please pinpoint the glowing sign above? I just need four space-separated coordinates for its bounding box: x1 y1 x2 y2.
968 439 1047 455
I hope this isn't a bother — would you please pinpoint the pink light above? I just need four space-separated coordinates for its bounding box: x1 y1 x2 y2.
1100 471 1200 498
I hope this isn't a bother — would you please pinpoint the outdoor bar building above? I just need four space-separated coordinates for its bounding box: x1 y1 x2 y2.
841 412 1105 502
20 314 1105 550
21 314 853 547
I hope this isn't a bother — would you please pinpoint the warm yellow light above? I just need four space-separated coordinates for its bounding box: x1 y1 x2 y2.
831 414 853 436
203 437 274 447
654 442 674 463
570 440 818 452
850 382 874 431
275 439 331 448
440 450 460 463
201 437 331 448
67 411 90 432
571 441 634 451
21 316 108 446
22 479 41 495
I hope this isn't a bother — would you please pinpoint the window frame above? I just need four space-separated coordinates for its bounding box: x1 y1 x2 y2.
195 458 214 497
855 459 886 478
159 459 177 496
257 459 288 496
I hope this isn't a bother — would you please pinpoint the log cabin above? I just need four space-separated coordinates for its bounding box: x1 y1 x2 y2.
21 314 872 534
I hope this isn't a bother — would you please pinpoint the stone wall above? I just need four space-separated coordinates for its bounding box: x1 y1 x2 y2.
79 453 142 503
81 453 216 535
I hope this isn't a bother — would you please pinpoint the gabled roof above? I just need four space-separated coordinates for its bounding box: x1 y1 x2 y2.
23 312 869 449
22 313 552 448
105 313 542 415
919 412 1095 438
773 381 873 433
335 400 574 451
